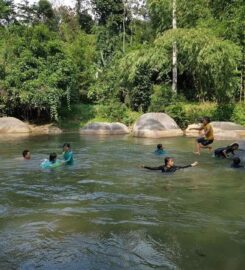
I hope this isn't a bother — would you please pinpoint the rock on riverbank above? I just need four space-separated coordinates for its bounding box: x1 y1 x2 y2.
80 122 130 135
132 113 183 138
0 117 62 135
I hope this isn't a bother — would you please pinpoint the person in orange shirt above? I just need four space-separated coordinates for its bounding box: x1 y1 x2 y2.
190 117 214 155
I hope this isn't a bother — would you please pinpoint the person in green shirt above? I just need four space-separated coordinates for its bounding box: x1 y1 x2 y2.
63 143 74 165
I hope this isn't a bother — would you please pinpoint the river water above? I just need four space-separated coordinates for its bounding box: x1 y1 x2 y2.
0 134 244 270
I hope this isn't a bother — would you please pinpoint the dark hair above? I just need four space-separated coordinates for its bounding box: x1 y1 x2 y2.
230 143 239 149
157 144 163 150
49 153 57 163
22 150 29 157
198 118 204 124
233 157 241 165
164 157 172 166
63 143 70 148
203 116 211 123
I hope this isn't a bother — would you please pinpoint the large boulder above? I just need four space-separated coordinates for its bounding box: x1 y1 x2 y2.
80 122 130 135
0 117 31 133
185 121 245 140
132 113 183 138
29 124 62 134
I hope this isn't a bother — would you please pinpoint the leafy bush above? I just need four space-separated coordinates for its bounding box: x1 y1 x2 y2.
213 104 235 121
231 103 245 126
163 102 245 128
95 102 140 126
165 103 189 129
149 85 173 111
182 102 217 123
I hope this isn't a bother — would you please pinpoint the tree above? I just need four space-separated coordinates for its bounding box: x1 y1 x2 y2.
172 0 177 93
0 0 15 25
76 0 94 33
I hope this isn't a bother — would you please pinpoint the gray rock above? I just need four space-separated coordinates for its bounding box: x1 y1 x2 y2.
80 122 129 135
0 117 31 133
132 113 183 138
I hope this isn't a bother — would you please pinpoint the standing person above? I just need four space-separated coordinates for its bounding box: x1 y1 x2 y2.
22 150 31 160
154 144 167 155
141 157 198 173
214 143 239 158
190 117 214 155
63 143 74 165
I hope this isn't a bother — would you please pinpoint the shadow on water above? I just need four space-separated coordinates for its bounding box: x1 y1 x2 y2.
0 134 244 269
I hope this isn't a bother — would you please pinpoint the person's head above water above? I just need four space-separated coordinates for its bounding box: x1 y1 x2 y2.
198 118 204 124
164 157 174 167
157 144 163 150
49 153 57 163
22 150 31 160
203 116 211 125
230 143 239 151
63 143 71 152
233 157 241 165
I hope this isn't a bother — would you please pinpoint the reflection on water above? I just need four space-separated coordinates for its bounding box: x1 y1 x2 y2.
0 134 244 269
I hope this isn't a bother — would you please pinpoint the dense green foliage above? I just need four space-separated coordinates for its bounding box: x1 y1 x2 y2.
0 0 244 125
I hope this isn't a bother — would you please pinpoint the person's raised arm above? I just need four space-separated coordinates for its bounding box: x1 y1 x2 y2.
189 125 203 131
222 150 228 158
175 161 198 170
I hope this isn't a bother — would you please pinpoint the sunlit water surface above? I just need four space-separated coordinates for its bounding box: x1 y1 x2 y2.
0 134 244 270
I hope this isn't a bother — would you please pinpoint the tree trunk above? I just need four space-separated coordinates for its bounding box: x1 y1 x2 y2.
122 0 126 54
172 0 177 93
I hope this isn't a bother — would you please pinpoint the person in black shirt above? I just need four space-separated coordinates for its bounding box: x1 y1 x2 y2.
214 143 239 158
231 157 243 168
141 157 198 173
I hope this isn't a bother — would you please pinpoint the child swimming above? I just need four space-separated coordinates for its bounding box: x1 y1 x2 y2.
22 149 31 160
214 143 239 158
141 157 198 173
63 143 74 165
40 153 62 169
231 157 243 168
154 144 167 155
190 116 214 155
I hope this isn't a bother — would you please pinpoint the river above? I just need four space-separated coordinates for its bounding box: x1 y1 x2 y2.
0 134 244 269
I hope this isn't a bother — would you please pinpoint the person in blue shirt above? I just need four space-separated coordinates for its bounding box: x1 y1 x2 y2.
40 153 62 169
154 144 167 155
63 143 74 165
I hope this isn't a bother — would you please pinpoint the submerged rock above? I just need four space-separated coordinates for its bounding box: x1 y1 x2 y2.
132 113 183 138
80 122 130 135
185 121 245 140
0 117 31 133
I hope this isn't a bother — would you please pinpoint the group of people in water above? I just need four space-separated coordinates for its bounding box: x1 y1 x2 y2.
22 143 74 169
142 116 244 173
21 116 244 172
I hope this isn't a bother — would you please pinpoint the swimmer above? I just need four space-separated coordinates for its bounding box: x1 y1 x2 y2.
231 157 243 169
141 157 198 173
190 116 214 155
154 144 167 155
214 143 239 158
40 153 62 169
63 143 74 165
22 149 31 160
